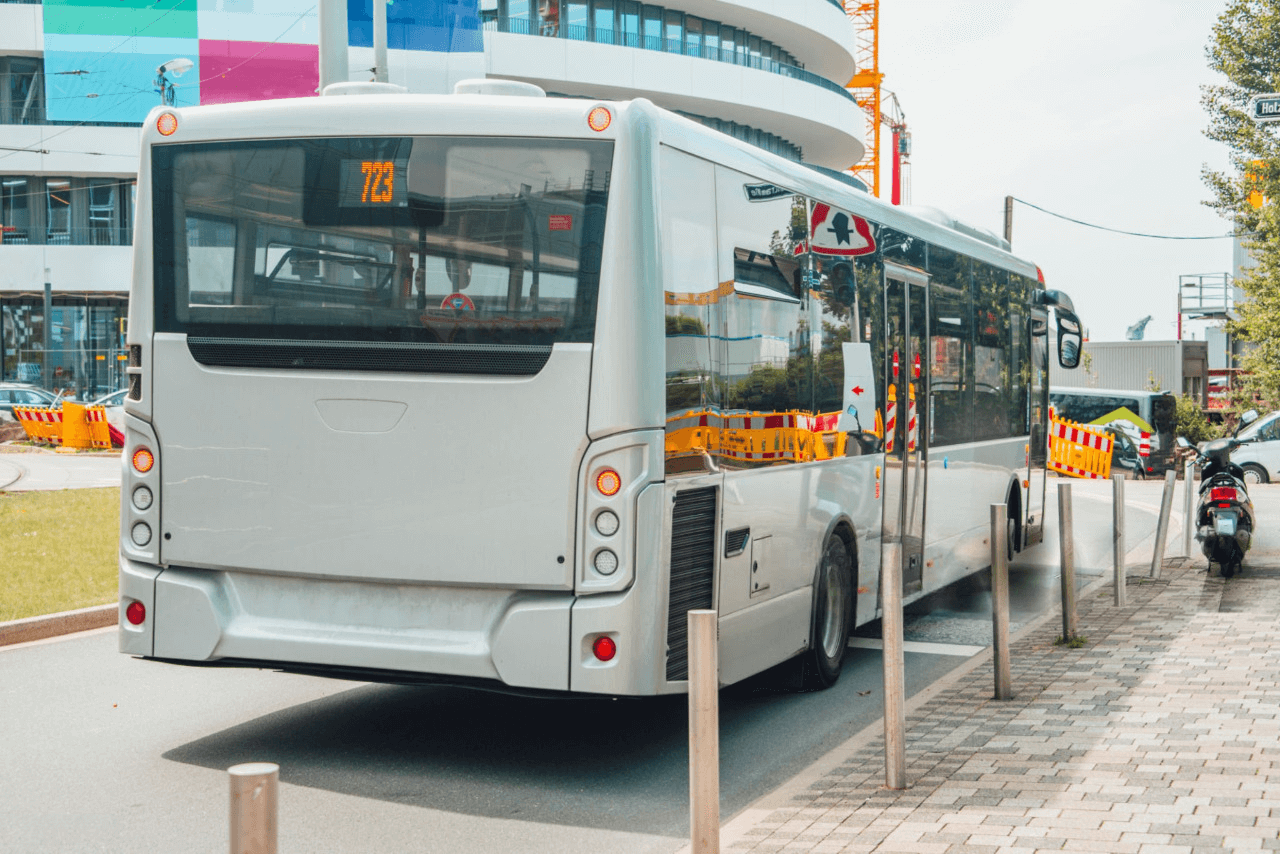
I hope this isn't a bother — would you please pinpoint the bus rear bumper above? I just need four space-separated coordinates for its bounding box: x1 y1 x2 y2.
120 558 575 692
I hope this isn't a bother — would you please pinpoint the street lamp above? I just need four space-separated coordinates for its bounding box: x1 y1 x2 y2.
154 57 193 106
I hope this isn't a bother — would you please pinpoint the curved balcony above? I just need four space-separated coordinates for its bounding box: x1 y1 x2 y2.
485 16 853 104
485 24 864 169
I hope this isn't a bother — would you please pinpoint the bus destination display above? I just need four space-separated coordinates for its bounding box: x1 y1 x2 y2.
338 158 408 208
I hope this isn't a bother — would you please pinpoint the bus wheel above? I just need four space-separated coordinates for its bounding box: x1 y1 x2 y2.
801 533 854 690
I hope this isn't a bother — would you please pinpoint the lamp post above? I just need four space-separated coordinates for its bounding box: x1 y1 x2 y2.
154 58 193 106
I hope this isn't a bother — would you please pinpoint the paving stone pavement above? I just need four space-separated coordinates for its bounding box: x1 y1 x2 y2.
722 556 1280 853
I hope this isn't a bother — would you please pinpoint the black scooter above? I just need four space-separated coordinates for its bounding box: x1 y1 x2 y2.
1178 409 1259 578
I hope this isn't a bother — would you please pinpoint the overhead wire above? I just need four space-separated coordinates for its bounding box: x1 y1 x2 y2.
1012 197 1239 240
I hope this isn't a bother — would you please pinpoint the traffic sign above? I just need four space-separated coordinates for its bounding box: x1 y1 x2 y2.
1249 93 1280 122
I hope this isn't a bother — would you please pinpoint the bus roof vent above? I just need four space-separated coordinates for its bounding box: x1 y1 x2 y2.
322 81 408 97
454 78 546 98
901 205 1011 252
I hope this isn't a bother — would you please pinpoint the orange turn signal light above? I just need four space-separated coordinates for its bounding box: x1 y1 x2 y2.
595 468 621 497
156 112 178 136
587 106 612 132
132 447 154 473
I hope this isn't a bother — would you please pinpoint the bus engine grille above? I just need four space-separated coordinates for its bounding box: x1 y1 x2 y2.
665 486 718 682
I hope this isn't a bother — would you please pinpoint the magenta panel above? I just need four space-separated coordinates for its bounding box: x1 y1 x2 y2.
198 40 319 104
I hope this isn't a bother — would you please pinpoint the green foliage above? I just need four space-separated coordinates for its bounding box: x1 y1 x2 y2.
0 487 119 621
1053 634 1089 649
1174 393 1219 443
1203 1 1280 410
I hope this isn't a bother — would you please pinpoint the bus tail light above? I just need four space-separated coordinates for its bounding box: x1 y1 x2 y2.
592 635 617 662
595 468 621 496
132 447 154 473
156 112 178 136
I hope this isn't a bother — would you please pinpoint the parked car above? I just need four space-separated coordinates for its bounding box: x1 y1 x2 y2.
1231 410 1280 484
0 383 59 422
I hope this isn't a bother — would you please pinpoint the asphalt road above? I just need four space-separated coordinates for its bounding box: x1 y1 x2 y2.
0 449 121 491
0 474 1195 853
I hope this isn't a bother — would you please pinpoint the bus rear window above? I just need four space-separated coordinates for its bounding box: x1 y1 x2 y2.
152 136 613 360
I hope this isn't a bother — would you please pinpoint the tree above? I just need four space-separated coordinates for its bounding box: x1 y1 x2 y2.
1203 0 1280 411
1174 393 1219 444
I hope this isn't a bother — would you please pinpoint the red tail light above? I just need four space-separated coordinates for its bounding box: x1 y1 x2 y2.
1210 486 1237 502
591 636 617 662
125 601 146 625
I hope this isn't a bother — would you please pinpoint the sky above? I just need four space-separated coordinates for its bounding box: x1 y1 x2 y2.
878 0 1236 343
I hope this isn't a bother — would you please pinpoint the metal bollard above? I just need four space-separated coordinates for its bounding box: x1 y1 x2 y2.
1112 474 1126 607
1150 469 1177 578
990 504 1011 701
1183 458 1195 558
229 763 278 854
1058 483 1077 642
687 610 720 854
881 542 907 790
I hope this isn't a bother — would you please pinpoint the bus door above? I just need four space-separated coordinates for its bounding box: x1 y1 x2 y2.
883 263 929 595
1026 310 1050 547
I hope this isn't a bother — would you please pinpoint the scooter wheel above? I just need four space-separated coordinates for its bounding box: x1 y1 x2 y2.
1221 561 1235 579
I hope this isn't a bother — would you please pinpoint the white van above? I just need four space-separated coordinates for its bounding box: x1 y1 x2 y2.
1232 410 1280 484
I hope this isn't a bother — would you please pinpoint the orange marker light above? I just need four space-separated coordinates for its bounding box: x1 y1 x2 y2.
132 447 154 473
156 113 178 136
587 106 612 133
595 468 621 496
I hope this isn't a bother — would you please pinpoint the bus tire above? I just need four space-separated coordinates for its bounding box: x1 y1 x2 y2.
800 532 854 690
1006 486 1022 555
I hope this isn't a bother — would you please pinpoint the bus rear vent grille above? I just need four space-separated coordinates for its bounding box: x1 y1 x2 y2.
128 345 141 368
665 486 718 682
127 373 142 402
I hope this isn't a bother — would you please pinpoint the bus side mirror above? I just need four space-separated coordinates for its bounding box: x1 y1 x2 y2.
1057 312 1082 369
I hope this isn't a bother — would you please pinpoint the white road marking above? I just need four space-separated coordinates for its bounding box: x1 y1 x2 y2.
848 637 986 657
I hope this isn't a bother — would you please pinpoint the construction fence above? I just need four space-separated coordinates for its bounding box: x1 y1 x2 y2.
12 402 120 450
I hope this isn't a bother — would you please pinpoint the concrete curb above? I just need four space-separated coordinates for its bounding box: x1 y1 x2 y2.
0 603 116 647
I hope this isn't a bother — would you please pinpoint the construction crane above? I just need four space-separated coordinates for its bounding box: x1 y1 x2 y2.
845 1 910 204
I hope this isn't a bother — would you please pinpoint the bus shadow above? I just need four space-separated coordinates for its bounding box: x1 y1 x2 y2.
162 667 883 835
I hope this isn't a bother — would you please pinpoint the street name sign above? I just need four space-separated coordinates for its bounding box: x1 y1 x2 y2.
1250 93 1280 122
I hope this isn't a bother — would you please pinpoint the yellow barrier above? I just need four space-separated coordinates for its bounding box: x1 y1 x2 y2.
666 409 885 465
11 403 111 449
61 401 91 449
1048 416 1113 480
13 406 62 445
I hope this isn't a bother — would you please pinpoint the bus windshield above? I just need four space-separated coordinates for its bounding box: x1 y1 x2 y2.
152 136 613 359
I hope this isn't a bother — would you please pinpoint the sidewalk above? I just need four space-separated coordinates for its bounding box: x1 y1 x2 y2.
719 552 1280 853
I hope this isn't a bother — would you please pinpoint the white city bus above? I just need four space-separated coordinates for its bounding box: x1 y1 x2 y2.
118 86 1082 696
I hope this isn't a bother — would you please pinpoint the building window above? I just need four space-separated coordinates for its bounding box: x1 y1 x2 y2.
46 178 71 245
1 177 30 244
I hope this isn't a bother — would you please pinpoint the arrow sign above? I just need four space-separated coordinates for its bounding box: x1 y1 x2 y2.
1250 93 1280 122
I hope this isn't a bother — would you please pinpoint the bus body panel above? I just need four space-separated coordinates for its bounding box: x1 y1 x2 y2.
153 334 590 589
920 438 1027 594
586 101 665 442
147 565 574 689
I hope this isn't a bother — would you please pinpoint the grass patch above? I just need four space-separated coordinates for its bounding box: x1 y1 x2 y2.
1053 634 1089 649
0 488 118 621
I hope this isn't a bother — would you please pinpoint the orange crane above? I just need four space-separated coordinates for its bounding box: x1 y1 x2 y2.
844 1 910 204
